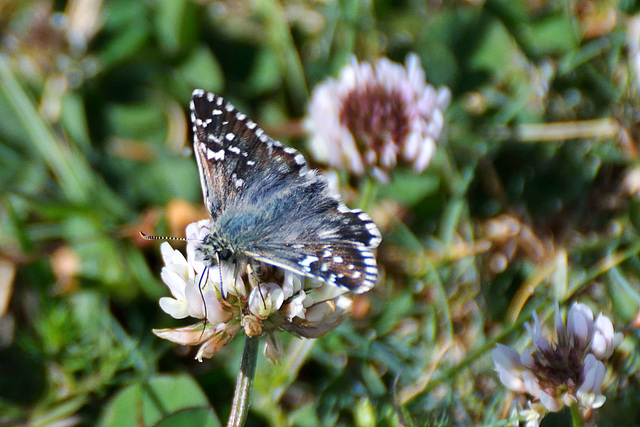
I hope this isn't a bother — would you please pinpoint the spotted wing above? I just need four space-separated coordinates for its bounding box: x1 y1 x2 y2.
190 89 308 221
190 89 382 293
248 241 378 294
241 188 382 293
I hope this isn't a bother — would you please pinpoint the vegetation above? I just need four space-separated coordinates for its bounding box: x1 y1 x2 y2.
1 0 638 425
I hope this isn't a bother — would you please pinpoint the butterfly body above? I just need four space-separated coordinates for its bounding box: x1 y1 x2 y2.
190 90 381 293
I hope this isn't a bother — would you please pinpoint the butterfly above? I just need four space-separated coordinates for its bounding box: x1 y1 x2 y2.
190 90 381 293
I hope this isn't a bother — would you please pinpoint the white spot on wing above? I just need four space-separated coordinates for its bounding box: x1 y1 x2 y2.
365 266 377 274
299 256 318 267
358 211 371 221
210 149 225 160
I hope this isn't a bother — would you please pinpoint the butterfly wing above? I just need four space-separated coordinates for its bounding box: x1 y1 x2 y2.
190 89 381 293
191 90 308 221
246 242 378 294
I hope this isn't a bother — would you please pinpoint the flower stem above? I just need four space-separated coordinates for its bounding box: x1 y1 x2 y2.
359 175 378 212
570 405 583 427
227 335 260 427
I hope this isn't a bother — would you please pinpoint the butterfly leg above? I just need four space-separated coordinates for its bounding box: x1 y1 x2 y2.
198 266 210 339
215 252 228 302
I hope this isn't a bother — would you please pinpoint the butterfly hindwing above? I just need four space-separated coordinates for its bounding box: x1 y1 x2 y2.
246 242 378 293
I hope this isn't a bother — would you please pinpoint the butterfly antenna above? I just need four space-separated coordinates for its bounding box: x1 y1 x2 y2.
139 231 189 242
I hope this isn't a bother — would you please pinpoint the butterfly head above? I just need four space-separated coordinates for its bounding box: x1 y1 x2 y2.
195 231 235 264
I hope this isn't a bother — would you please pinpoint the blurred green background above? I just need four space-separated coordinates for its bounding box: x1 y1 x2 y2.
2 0 640 425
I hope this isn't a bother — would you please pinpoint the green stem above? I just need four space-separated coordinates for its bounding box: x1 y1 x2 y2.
359 175 378 212
570 404 583 427
227 335 260 427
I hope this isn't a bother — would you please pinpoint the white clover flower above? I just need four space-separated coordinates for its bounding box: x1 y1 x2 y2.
281 270 305 300
154 220 357 362
249 283 284 318
157 241 232 325
492 302 620 420
263 333 284 365
592 313 623 360
306 53 450 182
280 290 307 321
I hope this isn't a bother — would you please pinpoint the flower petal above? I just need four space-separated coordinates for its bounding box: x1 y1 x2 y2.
159 296 189 319
263 333 283 364
249 283 284 318
160 267 188 300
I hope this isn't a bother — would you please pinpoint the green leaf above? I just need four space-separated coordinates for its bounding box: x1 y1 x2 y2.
246 49 281 94
60 93 92 151
177 45 225 94
377 171 440 206
529 15 576 56
98 374 220 427
155 0 198 55
99 2 151 70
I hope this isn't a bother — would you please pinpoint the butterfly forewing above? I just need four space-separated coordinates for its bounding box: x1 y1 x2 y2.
190 89 381 293
191 90 307 220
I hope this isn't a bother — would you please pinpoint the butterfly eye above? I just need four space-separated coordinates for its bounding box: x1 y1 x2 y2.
218 249 233 261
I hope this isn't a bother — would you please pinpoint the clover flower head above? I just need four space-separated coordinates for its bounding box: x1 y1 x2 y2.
492 302 621 419
153 220 358 362
306 53 451 182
